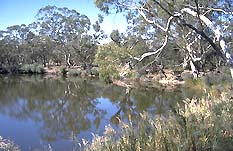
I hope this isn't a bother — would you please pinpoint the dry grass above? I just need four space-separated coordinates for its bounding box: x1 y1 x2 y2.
82 93 233 151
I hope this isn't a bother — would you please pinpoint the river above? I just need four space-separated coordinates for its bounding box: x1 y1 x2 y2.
0 75 201 151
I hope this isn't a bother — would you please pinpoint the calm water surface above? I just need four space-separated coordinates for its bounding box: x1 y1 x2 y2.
0 75 200 151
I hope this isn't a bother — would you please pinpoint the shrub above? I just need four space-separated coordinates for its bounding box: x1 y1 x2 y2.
0 66 9 74
59 66 67 75
90 67 99 77
20 64 32 73
99 64 120 83
0 65 21 74
82 94 233 151
67 69 82 76
34 64 45 74
20 64 45 74
95 45 129 83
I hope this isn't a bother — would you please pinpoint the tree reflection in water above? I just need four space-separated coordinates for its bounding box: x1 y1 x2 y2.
0 75 200 149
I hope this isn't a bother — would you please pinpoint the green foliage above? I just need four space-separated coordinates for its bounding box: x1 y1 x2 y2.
0 66 9 74
90 67 99 76
20 64 45 74
95 0 233 77
202 71 232 87
59 66 68 75
83 94 233 151
2 65 20 74
67 69 82 76
35 65 45 74
0 5 104 71
95 44 126 82
99 64 120 83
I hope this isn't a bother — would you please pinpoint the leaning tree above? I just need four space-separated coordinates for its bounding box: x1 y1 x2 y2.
95 0 233 78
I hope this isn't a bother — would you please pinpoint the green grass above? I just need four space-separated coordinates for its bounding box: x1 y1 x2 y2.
82 94 233 151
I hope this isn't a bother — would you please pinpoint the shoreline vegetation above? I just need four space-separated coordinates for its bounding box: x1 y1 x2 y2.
0 64 232 87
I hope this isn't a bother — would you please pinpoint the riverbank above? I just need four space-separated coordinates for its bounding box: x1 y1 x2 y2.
1 65 232 89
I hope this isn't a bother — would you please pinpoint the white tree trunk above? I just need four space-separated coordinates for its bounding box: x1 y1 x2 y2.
190 60 198 79
65 53 71 68
182 8 233 78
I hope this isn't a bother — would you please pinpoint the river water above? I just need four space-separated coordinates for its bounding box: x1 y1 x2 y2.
0 75 201 151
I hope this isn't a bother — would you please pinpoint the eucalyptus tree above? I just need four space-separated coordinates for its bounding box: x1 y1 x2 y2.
29 35 56 66
95 0 233 78
0 31 6 65
35 5 92 67
0 25 24 65
70 14 106 70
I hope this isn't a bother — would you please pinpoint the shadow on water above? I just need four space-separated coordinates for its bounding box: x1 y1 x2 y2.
0 75 203 151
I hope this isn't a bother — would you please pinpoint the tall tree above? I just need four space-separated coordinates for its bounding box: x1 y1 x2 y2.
70 14 106 70
35 5 91 67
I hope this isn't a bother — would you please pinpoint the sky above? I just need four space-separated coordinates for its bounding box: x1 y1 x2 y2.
0 0 127 41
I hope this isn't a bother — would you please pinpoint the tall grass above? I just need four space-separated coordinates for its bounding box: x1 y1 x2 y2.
83 94 233 151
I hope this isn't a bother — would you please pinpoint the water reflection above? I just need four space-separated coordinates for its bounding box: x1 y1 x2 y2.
0 75 199 150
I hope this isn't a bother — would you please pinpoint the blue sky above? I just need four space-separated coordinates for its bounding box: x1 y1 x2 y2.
0 0 127 36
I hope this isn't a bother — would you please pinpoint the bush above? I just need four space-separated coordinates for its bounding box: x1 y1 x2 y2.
67 69 82 76
20 64 45 74
20 64 32 73
59 66 67 75
95 45 129 83
0 65 21 74
34 64 45 74
99 64 120 83
0 66 9 74
90 67 99 76
82 94 233 151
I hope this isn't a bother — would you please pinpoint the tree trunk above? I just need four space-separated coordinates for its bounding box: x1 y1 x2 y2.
230 67 233 79
182 8 233 78
190 60 198 79
43 56 46 67
65 53 71 68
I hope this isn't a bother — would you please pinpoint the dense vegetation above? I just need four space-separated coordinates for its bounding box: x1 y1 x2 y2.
0 5 105 74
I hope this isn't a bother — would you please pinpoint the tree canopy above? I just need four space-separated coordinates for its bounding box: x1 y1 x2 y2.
0 5 105 71
95 0 233 78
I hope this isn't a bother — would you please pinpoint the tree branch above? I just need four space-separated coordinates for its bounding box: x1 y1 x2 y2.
137 7 166 31
131 14 175 62
184 5 233 15
131 34 168 61
181 8 233 64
